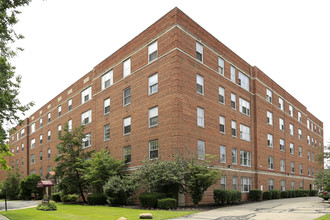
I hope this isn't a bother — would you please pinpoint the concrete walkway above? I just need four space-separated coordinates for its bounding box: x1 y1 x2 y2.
170 197 330 220
0 200 38 220
0 214 8 220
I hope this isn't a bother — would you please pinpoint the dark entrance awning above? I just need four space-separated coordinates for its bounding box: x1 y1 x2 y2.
37 180 54 188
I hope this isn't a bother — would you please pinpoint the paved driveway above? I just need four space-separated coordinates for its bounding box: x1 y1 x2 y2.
171 197 330 220
0 200 38 211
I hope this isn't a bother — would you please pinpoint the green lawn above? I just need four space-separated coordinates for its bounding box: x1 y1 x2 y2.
317 214 330 220
0 203 197 220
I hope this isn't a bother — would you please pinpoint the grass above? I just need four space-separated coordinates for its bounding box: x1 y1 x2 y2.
0 203 197 220
317 214 330 220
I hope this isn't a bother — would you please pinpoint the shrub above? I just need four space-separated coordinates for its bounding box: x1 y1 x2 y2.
158 198 177 209
319 192 330 200
287 190 296 198
213 189 229 205
60 194 79 203
263 191 272 200
231 190 242 204
310 190 318 196
87 193 108 205
270 190 281 199
280 191 288 198
51 193 62 203
248 189 262 201
139 192 166 208
36 201 57 211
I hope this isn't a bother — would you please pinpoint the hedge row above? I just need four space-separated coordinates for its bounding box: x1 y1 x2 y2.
213 189 242 205
87 193 108 205
139 192 167 208
248 189 318 201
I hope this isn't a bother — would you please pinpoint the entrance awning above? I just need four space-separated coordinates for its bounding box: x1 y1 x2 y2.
37 180 54 188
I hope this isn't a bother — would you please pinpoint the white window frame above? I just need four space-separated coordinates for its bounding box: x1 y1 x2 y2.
82 133 92 149
238 71 249 91
220 145 226 163
101 69 113 90
218 57 224 75
58 105 62 117
148 41 158 63
123 58 131 78
280 139 285 151
241 177 252 192
149 139 159 160
31 123 35 134
230 65 235 82
196 74 204 95
298 129 302 139
231 121 237 137
298 111 302 122
123 87 131 106
266 88 272 103
280 159 285 172
300 164 303 175
289 124 294 136
47 113 51 123
299 146 302 157
239 97 250 116
31 138 35 149
268 156 274 170
149 106 158 128
240 124 250 142
279 98 284 111
68 119 72 132
81 109 92 125
31 154 35 164
124 146 131 164
123 116 131 135
148 73 158 95
290 143 294 155
68 99 72 111
197 140 205 160
231 93 236 109
219 86 225 104
240 150 251 167
267 111 273 125
196 42 203 62
221 176 226 189
267 134 273 148
104 124 110 141
219 116 225 133
232 148 237 165
197 107 204 127
81 86 92 104
289 105 293 117
104 98 110 115
47 130 51 141
291 162 295 173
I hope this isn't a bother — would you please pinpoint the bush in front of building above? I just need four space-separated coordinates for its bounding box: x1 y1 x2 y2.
262 191 272 200
87 193 108 205
229 190 242 204
270 190 281 199
295 189 309 197
310 190 318 196
19 174 41 200
51 193 62 202
248 189 262 201
287 190 296 198
213 189 242 205
36 201 57 211
280 191 288 198
139 192 167 208
319 191 330 200
60 194 79 203
158 198 177 209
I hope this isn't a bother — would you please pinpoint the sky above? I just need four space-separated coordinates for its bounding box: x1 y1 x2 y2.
10 0 330 146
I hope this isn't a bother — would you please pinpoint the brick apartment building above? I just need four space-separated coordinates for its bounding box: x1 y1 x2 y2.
1 8 323 204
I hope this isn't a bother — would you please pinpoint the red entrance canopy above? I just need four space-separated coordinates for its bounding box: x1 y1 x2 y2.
37 180 54 188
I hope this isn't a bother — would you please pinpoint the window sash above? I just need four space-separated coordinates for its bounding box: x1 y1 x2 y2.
218 57 224 74
197 140 205 160
196 75 204 94
149 140 158 159
123 58 131 77
148 73 158 94
104 98 110 114
148 41 158 62
197 107 204 127
104 124 110 141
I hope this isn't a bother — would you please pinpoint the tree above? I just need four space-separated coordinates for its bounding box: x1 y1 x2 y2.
19 174 41 200
54 124 93 203
185 156 221 206
0 0 34 170
1 170 21 199
314 169 330 192
84 150 127 193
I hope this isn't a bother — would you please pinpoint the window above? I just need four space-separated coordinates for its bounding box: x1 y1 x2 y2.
149 140 158 159
47 130 51 141
238 71 249 91
307 120 310 129
280 139 285 151
148 41 158 62
39 151 43 161
268 179 274 191
149 106 158 127
267 134 273 147
104 124 110 141
300 181 304 189
196 74 204 95
39 134 43 145
279 98 284 111
219 116 225 133
231 121 237 137
239 97 250 116
240 150 251 167
266 89 272 103
47 148 51 159
267 111 273 125
279 118 284 131
104 98 110 115
240 124 250 141
123 87 131 106
290 162 295 173
307 135 310 145
101 69 113 90
58 106 62 117
289 105 293 117
290 143 294 155
58 125 62 136
31 123 35 133
299 146 302 157
232 148 237 164
21 143 24 152
68 119 72 132
124 146 131 164
39 118 43 127
308 151 311 161
81 86 91 104
20 129 25 138
197 140 205 160
196 42 203 62
82 133 91 148
241 177 252 192
219 86 225 104
312 138 314 146
81 109 92 125
289 124 294 136
268 156 274 170
220 146 226 163
21 158 24 166
312 152 315 162
299 164 303 174
298 129 302 139
31 154 35 164
68 99 72 111
291 181 295 190
218 57 224 75
298 111 302 122
31 138 35 149
197 107 204 127
16 146 19 154
47 113 51 123
220 176 226 189
40 168 43 178
230 66 235 82
123 58 131 77
231 93 236 109
233 176 238 190
281 180 286 191
280 159 285 172
148 73 158 95
123 117 131 135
